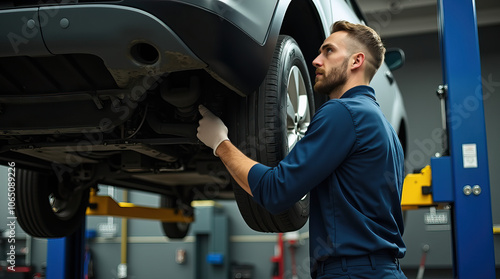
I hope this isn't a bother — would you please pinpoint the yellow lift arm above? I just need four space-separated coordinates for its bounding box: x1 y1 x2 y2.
86 189 194 223
494 226 500 234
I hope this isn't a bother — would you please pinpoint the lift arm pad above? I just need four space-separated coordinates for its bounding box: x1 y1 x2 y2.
401 165 434 210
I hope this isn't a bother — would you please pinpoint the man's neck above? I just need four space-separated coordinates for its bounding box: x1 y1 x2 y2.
329 81 369 100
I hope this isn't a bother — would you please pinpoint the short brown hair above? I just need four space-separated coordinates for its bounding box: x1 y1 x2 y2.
331 20 385 81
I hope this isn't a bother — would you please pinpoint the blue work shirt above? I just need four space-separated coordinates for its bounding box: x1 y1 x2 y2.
248 85 406 272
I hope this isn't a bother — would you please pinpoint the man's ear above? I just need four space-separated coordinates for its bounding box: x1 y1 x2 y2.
350 52 365 71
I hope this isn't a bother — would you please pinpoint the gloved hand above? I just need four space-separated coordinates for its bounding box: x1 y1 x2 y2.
197 105 229 156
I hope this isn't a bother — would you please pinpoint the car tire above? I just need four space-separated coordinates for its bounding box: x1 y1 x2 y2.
160 195 192 239
15 169 90 238
231 35 314 232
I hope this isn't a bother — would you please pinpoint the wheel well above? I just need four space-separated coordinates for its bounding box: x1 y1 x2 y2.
280 0 327 108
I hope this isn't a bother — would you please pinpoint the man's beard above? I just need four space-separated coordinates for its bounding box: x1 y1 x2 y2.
314 58 349 97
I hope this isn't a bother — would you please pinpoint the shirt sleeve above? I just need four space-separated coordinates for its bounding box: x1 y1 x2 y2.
248 100 357 214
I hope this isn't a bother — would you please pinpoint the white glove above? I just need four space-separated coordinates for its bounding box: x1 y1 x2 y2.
197 105 229 156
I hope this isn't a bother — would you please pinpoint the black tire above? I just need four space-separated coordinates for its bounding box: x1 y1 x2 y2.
15 169 90 238
160 195 192 239
231 35 314 232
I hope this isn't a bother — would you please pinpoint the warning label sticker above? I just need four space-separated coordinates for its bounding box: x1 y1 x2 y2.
462 143 478 168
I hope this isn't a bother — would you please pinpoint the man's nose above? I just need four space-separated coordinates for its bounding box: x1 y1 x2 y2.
312 55 322 68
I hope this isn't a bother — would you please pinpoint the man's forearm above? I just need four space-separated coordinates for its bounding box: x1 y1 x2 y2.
216 140 258 196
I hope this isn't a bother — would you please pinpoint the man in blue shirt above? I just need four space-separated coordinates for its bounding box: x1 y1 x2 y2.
197 21 406 278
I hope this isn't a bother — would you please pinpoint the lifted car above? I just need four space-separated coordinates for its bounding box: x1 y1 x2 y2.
0 0 407 238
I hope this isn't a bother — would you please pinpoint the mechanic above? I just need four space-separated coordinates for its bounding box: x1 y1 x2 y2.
197 20 406 279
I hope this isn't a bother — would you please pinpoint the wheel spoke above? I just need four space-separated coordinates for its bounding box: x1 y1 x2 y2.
286 94 296 128
288 133 299 151
298 95 309 122
288 67 300 110
292 67 301 106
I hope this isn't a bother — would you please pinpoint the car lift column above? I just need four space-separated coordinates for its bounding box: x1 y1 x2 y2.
45 220 86 279
437 0 496 277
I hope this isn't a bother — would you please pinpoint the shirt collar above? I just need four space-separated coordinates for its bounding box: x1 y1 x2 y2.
340 85 376 100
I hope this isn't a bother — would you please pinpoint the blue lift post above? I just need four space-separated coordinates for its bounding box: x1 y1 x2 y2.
437 0 496 277
45 219 86 279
